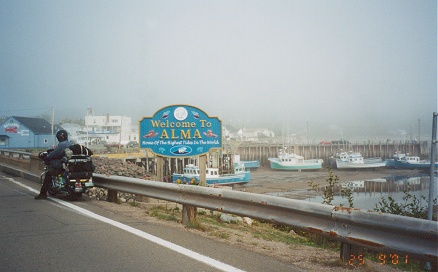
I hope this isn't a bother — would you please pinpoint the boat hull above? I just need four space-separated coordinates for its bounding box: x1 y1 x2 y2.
385 159 396 168
336 160 387 170
241 160 260 169
172 172 250 185
393 160 438 169
268 158 323 171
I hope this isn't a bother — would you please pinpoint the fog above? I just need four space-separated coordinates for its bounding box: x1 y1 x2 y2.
1 1 436 141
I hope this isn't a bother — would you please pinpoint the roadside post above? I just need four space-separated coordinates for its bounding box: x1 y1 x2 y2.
425 112 437 271
427 112 437 221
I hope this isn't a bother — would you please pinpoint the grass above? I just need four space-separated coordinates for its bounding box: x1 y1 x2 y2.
147 205 336 247
251 223 311 246
143 205 432 271
148 206 179 222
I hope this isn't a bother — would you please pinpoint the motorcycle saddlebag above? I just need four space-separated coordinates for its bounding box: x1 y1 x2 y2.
67 155 95 173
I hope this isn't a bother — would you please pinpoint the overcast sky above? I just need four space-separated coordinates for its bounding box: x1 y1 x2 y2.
1 0 436 141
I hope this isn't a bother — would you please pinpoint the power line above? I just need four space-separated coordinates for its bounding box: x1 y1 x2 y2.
0 107 51 113
0 107 53 117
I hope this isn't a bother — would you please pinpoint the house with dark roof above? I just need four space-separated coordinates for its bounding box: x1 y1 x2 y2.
0 116 60 149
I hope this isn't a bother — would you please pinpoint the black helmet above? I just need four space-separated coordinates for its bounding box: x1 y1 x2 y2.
56 129 68 142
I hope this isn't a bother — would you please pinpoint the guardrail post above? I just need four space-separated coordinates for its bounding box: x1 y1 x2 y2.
107 189 118 202
182 205 197 226
30 155 43 173
340 243 363 266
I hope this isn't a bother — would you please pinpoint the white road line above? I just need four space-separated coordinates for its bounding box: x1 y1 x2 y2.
5 176 246 272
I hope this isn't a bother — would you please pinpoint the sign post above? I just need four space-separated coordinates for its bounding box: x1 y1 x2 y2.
199 155 207 186
156 156 164 183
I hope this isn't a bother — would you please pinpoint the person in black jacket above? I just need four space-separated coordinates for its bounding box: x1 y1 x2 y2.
35 130 71 200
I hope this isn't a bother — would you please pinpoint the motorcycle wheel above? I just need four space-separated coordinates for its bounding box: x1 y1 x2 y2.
48 186 57 196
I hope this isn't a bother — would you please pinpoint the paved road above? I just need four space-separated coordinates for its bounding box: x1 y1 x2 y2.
0 173 303 272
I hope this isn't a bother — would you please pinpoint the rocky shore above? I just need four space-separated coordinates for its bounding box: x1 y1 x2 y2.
87 156 153 200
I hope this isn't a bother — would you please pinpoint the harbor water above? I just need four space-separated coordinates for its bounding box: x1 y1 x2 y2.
239 167 437 212
305 176 437 210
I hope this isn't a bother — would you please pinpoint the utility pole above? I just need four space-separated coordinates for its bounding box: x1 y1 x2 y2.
427 112 437 221
307 121 309 144
426 112 437 271
51 107 55 147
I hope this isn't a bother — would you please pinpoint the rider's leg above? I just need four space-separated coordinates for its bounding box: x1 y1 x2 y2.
35 172 52 199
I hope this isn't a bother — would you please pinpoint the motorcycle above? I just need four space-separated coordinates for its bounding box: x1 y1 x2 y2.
39 147 94 200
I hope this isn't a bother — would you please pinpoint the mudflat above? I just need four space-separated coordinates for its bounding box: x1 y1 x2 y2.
235 166 425 197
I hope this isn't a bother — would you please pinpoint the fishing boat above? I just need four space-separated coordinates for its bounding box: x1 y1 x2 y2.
241 160 260 169
384 153 405 168
268 148 323 171
234 155 260 170
172 163 250 186
335 151 386 170
391 153 438 170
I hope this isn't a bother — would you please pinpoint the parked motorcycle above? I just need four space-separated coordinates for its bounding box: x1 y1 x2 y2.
39 146 94 200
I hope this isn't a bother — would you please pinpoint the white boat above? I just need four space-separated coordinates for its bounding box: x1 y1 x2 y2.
172 163 250 186
335 151 386 170
268 148 323 171
341 180 365 189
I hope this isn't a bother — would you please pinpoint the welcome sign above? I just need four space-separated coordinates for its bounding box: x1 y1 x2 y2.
139 105 222 157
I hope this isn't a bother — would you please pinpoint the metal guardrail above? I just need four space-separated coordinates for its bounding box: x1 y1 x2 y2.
0 149 31 159
92 174 437 262
0 149 43 173
0 149 437 263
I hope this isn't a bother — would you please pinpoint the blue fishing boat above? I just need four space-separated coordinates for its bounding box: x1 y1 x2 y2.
241 160 260 170
233 155 260 170
385 153 404 168
391 153 438 169
172 163 250 186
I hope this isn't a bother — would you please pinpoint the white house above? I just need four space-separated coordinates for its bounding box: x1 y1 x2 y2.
84 108 138 145
236 128 275 142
